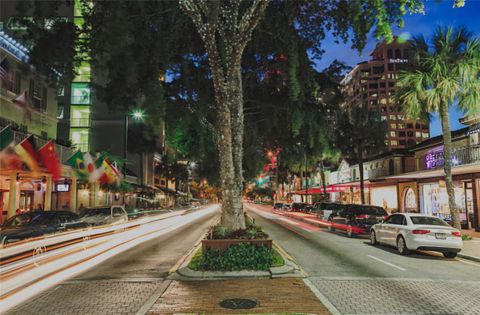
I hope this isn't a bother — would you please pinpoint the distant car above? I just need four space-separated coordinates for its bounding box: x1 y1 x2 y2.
370 213 463 258
291 203 307 212
80 206 128 226
282 204 292 211
273 203 284 210
313 202 344 220
328 204 388 237
0 211 89 245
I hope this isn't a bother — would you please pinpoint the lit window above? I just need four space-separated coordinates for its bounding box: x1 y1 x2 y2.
390 131 396 137
71 83 91 105
389 115 396 120
390 123 397 129
391 140 398 146
397 115 404 120
398 123 405 129
422 132 429 138
416 132 421 137
381 116 387 121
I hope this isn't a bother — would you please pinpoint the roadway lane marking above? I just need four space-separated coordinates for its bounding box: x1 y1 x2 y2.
367 255 406 271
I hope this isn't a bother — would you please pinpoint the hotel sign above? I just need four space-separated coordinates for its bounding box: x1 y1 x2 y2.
388 58 408 64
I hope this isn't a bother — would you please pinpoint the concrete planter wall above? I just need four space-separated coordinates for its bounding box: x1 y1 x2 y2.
202 239 273 251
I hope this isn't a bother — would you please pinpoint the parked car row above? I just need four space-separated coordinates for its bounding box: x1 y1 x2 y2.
271 201 463 258
0 206 128 245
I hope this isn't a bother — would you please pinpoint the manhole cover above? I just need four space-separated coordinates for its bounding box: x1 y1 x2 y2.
219 298 257 309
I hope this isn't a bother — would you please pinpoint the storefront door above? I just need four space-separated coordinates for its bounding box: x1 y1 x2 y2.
464 181 474 229
19 191 34 211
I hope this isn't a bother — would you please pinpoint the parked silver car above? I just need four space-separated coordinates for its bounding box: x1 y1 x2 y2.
80 206 128 226
370 213 463 258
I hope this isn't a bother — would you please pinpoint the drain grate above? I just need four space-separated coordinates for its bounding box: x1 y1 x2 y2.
219 298 257 310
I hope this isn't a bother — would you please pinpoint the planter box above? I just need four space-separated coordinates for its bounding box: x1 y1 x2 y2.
202 239 272 251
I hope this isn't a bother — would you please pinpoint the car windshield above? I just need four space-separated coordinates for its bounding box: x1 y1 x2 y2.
3 213 46 228
410 216 450 226
80 208 111 217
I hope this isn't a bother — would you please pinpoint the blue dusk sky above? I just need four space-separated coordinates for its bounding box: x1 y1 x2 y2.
314 0 480 137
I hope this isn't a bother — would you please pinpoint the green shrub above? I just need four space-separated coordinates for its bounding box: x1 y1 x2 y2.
462 234 472 241
190 243 278 271
211 225 231 239
272 249 285 267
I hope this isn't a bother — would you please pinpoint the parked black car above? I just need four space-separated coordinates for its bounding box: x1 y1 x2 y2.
313 202 345 220
0 211 89 245
273 203 284 210
328 204 388 237
290 202 307 212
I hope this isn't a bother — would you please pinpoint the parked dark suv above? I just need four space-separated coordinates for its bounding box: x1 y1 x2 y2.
290 202 307 212
328 204 388 237
0 211 89 245
313 202 345 220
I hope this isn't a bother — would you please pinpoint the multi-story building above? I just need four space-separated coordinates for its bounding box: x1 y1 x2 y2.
341 39 430 150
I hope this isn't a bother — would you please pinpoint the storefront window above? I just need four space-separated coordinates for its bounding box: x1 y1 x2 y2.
420 182 466 222
371 186 398 212
404 187 417 212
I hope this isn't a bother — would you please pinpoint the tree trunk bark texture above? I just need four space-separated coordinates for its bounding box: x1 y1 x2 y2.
439 105 461 230
358 147 365 205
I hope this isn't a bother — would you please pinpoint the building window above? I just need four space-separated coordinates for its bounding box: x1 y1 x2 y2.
399 131 406 137
387 49 393 59
407 123 413 129
415 123 421 129
407 131 414 137
71 83 91 105
390 131 396 137
395 49 401 58
397 115 404 120
416 132 421 138
398 123 405 129
422 132 429 138
391 123 397 129
388 82 395 88
387 63 394 71
389 115 396 120
399 140 406 145
390 140 398 146
381 115 387 121
380 82 386 88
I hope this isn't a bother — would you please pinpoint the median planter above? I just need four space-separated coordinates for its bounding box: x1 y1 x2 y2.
202 238 272 250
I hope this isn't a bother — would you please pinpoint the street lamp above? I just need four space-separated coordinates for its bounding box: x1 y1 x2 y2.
124 109 146 178
297 142 308 203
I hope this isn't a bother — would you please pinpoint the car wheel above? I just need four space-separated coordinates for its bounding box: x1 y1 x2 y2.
396 236 410 255
328 220 335 232
346 224 355 238
370 230 377 245
443 252 457 258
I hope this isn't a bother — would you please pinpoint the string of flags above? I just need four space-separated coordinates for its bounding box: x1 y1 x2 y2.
0 125 122 185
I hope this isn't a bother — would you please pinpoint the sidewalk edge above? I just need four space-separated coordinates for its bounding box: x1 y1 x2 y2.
135 280 172 315
303 278 342 315
458 253 480 263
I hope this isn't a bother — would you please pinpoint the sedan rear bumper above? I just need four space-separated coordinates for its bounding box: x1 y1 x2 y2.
416 246 462 253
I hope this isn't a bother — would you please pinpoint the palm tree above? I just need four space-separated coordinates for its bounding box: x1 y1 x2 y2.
397 27 480 230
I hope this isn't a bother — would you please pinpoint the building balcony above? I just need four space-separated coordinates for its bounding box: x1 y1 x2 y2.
368 168 389 180
11 130 74 164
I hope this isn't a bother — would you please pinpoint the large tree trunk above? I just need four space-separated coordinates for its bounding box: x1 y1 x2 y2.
439 105 461 230
319 159 328 199
180 0 268 230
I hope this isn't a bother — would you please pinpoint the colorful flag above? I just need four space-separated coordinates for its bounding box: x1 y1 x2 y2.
67 150 88 180
0 126 13 151
83 152 102 183
15 135 40 175
99 158 121 185
38 141 62 181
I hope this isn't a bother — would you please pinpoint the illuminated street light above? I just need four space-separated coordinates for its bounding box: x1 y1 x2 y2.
132 109 145 121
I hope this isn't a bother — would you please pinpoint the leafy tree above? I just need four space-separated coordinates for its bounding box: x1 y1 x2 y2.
335 105 387 204
396 26 480 229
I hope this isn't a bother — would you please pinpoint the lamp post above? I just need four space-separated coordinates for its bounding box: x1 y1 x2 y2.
297 142 308 203
123 109 145 178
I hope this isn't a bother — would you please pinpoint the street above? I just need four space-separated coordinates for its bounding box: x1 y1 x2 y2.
246 203 480 315
4 206 219 315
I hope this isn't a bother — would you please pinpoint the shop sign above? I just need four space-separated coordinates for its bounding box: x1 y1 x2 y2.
425 150 444 169
388 58 408 63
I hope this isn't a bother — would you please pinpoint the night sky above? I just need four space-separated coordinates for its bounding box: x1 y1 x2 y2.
314 0 480 136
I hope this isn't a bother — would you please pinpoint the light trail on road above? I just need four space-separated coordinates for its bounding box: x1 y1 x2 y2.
0 205 220 313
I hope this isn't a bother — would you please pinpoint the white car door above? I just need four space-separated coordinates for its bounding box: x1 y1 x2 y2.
376 215 394 243
383 214 404 245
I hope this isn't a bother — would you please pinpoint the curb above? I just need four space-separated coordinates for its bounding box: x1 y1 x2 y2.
458 253 480 263
303 278 342 315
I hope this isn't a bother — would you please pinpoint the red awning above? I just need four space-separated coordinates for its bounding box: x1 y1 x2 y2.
293 185 347 195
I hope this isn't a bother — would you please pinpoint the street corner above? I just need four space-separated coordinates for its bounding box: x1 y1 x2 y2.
147 278 331 315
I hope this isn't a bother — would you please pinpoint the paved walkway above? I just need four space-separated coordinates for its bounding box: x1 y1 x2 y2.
459 237 480 261
148 278 330 314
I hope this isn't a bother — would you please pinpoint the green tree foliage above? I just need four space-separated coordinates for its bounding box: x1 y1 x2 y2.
396 26 480 229
335 105 387 204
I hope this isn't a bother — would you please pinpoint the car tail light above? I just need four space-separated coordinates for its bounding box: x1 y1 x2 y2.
357 214 370 219
451 231 461 237
412 229 430 234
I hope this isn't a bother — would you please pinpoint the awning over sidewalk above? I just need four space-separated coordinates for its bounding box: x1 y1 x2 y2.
292 185 348 195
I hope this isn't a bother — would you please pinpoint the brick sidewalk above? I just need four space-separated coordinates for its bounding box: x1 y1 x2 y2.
148 278 330 314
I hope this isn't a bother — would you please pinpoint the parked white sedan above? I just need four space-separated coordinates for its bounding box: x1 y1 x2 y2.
370 213 463 258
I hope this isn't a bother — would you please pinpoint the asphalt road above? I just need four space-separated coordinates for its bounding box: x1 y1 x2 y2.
6 206 220 315
246 203 480 315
